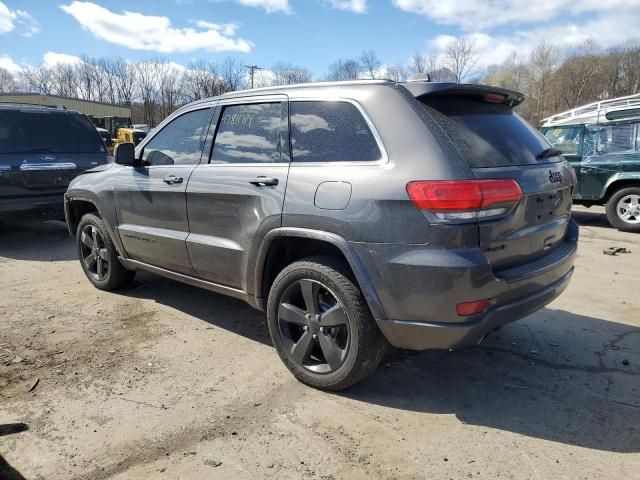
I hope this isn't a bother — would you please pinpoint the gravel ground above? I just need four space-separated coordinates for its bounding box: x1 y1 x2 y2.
1 206 639 480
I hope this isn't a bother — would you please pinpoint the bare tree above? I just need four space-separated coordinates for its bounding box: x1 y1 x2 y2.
0 67 16 93
384 64 408 82
271 62 312 85
110 58 137 105
326 59 361 81
50 63 78 97
21 66 53 94
156 61 183 119
136 60 159 126
220 57 246 91
442 37 479 83
409 53 428 75
359 50 381 79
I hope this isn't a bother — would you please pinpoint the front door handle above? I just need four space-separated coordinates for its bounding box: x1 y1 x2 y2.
249 176 279 187
163 175 184 185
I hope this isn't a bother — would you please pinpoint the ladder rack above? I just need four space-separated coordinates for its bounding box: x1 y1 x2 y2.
542 93 640 127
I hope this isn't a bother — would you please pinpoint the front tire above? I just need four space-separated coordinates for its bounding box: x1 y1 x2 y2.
76 213 135 290
267 256 387 391
606 187 640 232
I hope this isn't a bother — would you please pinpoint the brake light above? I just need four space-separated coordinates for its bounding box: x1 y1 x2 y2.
456 299 491 316
485 93 506 103
406 179 522 221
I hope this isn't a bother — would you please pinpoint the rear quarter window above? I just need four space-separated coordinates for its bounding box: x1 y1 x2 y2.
290 101 382 163
421 97 555 168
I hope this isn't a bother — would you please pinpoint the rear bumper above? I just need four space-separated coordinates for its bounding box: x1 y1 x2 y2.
377 266 573 350
0 194 65 221
352 219 579 350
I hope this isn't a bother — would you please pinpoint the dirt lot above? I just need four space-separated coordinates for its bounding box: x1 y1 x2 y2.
1 206 639 480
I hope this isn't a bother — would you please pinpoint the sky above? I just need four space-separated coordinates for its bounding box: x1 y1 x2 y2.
1 0 640 78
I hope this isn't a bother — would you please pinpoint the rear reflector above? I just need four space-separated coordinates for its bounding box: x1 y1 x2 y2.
456 299 491 316
406 179 522 220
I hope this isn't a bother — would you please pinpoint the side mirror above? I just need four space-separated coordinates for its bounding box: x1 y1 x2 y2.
114 143 136 166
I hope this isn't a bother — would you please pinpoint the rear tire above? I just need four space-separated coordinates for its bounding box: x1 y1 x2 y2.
267 256 387 391
606 187 640 232
76 213 135 290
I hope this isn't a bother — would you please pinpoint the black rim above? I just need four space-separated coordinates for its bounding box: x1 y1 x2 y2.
277 279 350 374
80 225 109 281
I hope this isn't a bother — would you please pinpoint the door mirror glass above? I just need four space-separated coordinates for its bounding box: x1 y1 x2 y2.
114 142 136 166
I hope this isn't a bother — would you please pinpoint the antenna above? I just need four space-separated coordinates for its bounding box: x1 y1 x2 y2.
245 65 263 89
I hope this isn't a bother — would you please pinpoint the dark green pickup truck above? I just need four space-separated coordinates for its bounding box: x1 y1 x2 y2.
542 119 640 232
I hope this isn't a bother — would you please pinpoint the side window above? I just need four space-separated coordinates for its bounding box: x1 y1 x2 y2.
542 126 583 156
142 108 211 166
211 102 288 164
290 101 382 163
584 124 636 158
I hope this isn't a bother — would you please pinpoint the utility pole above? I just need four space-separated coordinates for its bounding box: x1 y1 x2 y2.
245 65 262 89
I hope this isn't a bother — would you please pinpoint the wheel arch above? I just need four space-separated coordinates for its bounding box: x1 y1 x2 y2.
603 175 640 202
253 228 386 321
65 195 101 237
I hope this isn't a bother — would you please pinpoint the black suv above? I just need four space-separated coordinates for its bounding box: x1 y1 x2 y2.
65 81 578 390
0 104 109 222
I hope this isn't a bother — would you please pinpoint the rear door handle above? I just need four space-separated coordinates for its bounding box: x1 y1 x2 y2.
249 176 279 187
163 175 184 185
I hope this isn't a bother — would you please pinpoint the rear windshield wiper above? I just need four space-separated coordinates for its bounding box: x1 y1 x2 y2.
11 146 56 154
536 148 563 160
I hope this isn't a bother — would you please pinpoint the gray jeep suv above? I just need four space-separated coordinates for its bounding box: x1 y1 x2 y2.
65 80 578 390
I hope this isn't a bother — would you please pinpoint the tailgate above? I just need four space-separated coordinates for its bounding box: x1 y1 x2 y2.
0 152 106 197
414 85 575 270
473 162 575 271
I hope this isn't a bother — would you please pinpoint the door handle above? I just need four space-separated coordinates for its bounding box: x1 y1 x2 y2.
163 175 184 185
249 176 279 187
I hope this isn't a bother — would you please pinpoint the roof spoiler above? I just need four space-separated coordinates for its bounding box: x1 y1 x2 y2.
401 82 525 108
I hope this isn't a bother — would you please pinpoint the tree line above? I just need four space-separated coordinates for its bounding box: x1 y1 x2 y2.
0 38 638 127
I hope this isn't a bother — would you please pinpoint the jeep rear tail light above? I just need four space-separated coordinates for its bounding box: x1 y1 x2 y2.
406 179 522 221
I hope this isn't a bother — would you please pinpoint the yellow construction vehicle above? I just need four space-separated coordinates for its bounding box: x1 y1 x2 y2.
116 127 147 146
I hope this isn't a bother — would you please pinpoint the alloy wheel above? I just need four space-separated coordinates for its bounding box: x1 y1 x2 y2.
277 279 350 374
80 225 110 281
617 194 640 224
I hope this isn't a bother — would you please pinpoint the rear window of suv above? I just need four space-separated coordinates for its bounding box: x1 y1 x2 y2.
0 109 105 154
420 97 556 168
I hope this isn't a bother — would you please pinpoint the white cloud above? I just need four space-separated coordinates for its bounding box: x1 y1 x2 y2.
43 51 83 68
324 0 367 14
60 1 252 53
0 54 22 75
194 20 239 36
230 0 291 14
0 1 40 36
393 0 640 31
427 9 640 70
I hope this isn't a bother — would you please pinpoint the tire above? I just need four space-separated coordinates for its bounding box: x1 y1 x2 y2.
267 256 387 391
605 187 640 232
76 213 135 290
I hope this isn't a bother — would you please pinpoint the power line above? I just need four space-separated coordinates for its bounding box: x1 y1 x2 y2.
245 65 262 89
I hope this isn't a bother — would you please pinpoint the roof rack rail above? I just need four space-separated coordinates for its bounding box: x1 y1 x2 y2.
0 101 68 110
542 93 640 127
